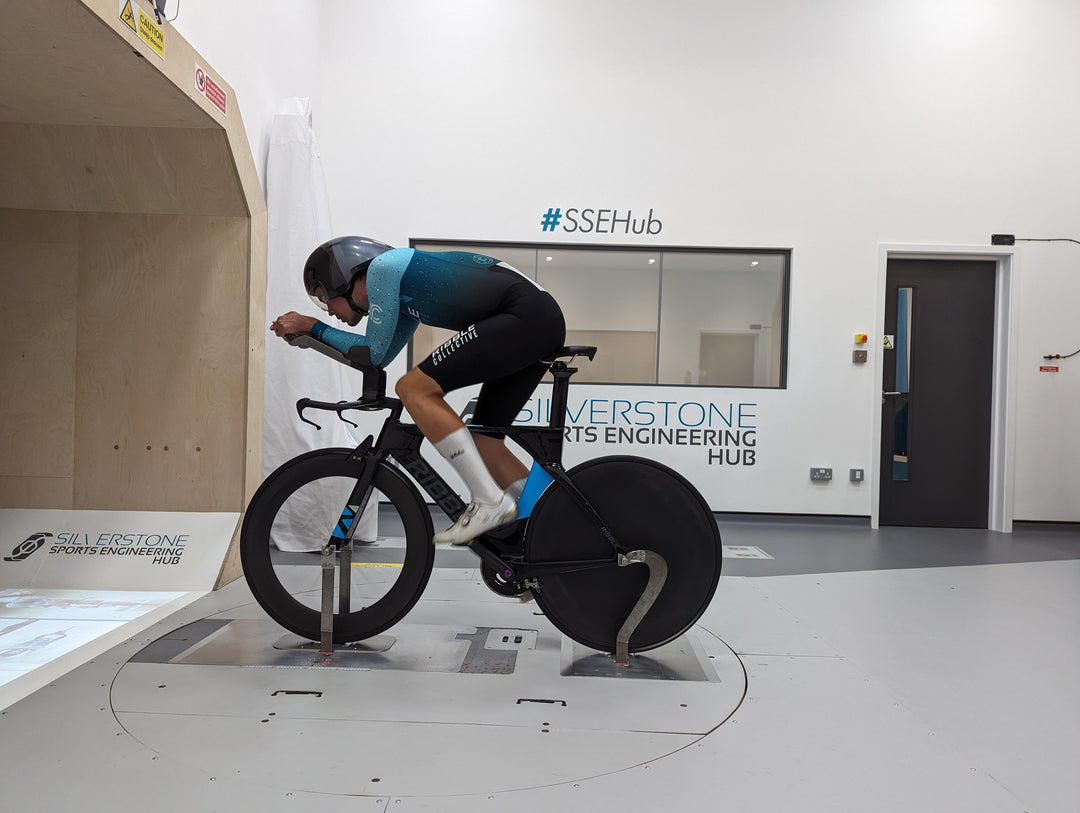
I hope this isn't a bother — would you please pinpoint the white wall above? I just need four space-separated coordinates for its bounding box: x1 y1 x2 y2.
176 0 1080 521
170 0 324 189
1013 241 1078 520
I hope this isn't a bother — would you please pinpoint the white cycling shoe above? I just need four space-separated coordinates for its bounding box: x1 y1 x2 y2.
433 493 518 546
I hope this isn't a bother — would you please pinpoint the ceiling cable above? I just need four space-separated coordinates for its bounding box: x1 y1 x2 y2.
1006 237 1080 361
1043 348 1079 361
1017 237 1080 246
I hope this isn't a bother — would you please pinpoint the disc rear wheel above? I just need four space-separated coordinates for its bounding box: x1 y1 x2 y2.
525 457 721 653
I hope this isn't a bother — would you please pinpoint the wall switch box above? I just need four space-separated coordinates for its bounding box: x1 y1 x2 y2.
810 467 833 481
852 349 868 363
850 468 865 482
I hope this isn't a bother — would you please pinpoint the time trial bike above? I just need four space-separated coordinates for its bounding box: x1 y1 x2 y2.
239 338 722 662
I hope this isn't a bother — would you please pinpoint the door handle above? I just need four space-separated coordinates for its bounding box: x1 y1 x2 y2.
882 391 904 396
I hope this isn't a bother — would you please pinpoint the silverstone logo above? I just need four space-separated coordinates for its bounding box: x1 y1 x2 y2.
540 207 663 236
3 530 188 566
517 396 758 467
4 533 51 562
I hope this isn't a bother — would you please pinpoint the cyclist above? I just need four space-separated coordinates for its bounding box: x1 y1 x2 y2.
270 236 566 545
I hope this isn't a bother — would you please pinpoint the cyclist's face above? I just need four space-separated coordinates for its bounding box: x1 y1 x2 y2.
326 278 368 327
326 295 358 325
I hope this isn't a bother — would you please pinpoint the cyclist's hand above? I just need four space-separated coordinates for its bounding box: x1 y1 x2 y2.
270 312 318 339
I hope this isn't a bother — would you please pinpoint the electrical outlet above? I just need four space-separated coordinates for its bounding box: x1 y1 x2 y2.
810 468 833 481
850 468 865 483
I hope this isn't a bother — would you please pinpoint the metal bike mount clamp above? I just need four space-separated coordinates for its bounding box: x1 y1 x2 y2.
319 539 353 656
614 549 668 665
317 541 668 663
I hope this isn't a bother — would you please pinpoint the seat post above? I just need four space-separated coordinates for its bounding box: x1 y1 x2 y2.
548 361 577 430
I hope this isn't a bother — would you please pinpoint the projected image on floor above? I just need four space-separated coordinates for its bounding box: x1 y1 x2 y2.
0 588 186 688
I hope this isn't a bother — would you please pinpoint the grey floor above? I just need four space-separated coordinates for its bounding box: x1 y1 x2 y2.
0 515 1077 812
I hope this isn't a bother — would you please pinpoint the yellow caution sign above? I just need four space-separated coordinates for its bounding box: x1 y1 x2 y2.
120 1 165 59
136 6 166 59
119 0 136 33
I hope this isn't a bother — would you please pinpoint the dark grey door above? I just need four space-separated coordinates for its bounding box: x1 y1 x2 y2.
879 260 996 528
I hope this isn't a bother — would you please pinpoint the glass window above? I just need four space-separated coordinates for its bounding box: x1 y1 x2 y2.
659 251 786 387
537 249 659 384
410 240 789 388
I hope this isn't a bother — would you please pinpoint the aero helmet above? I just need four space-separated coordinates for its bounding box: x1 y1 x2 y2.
303 236 393 315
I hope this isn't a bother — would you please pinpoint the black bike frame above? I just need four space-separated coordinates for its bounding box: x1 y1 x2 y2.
301 356 625 584
337 415 619 583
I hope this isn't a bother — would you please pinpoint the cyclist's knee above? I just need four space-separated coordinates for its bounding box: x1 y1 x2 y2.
394 371 418 402
396 367 441 405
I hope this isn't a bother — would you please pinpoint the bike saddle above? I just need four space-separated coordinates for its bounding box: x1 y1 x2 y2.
542 345 597 363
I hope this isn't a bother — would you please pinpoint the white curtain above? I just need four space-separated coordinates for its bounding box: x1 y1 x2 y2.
264 98 377 550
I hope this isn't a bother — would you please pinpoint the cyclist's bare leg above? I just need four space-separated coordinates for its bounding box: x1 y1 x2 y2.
397 367 518 544
473 433 528 489
397 368 527 489
395 367 463 443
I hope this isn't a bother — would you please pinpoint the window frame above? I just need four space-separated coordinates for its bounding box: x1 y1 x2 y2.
408 238 791 389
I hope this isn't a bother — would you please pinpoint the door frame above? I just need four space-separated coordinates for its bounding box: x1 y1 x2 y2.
871 244 1019 532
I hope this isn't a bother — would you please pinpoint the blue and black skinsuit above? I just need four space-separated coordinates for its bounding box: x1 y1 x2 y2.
311 248 565 426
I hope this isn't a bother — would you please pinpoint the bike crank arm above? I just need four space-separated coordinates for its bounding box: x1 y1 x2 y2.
468 540 615 583
614 549 668 666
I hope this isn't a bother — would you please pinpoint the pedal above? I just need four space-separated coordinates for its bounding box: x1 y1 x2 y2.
478 518 525 549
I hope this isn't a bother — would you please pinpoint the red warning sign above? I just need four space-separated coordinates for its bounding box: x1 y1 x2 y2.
195 65 227 116
1039 366 1060 373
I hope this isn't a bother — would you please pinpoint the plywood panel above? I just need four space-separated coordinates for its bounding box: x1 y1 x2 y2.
0 0 264 539
0 209 79 244
0 1 263 219
73 213 249 511
243 212 267 501
0 0 216 129
0 210 79 507
0 124 247 216
214 522 244 590
0 476 73 508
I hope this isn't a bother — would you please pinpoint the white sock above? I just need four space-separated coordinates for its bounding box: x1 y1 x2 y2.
505 477 527 501
433 428 504 506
